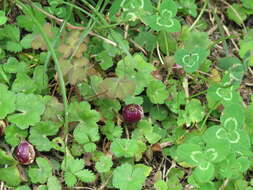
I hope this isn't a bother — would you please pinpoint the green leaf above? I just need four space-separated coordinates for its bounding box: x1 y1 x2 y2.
29 121 61 151
0 11 7 25
8 93 45 129
178 0 197 17
147 80 169 104
0 149 17 165
116 54 155 95
98 77 136 99
112 163 151 190
177 99 205 126
174 48 209 73
95 155 113 173
12 73 37 93
21 34 35 49
5 41 22 52
154 180 168 190
68 101 100 125
0 166 22 187
28 157 52 184
95 98 121 120
75 169 96 183
73 124 99 145
4 124 28 146
0 84 16 119
135 31 156 52
150 105 168 121
3 25 20 41
64 171 77 187
143 0 181 32
33 65 49 93
47 176 61 190
192 163 215 183
101 121 122 140
96 50 114 70
3 57 28 73
226 4 247 25
42 96 64 122
110 138 146 158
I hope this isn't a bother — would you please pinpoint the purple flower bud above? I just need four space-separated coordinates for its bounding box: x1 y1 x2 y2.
122 104 144 123
16 141 35 165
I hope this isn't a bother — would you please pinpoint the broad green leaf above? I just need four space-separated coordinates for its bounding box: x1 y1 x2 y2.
174 48 209 73
0 11 7 25
68 101 100 125
116 54 155 95
192 163 215 183
112 163 151 190
64 171 77 187
98 77 136 99
4 125 28 146
95 155 113 173
42 96 64 122
147 80 169 104
226 4 247 25
110 138 146 158
47 176 61 190
177 99 205 126
150 105 168 121
96 50 114 70
33 65 49 93
8 93 45 129
73 124 99 146
29 121 61 151
3 57 28 73
75 169 96 183
154 180 168 190
0 84 16 119
101 121 123 140
12 73 37 93
95 98 121 120
0 166 22 187
0 149 17 165
28 157 53 184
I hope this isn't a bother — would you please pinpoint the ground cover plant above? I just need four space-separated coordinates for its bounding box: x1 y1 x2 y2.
0 0 253 189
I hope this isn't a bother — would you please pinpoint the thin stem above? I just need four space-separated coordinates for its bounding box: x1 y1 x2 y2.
189 0 208 31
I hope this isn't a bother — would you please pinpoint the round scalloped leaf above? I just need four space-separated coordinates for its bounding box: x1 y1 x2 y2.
147 80 169 104
174 48 208 73
112 163 151 190
116 54 155 95
7 93 45 129
0 84 16 119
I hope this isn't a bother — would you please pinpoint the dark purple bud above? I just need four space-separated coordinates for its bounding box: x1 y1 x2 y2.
16 141 35 165
122 104 144 123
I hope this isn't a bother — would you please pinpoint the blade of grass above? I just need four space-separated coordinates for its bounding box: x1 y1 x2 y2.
16 0 69 138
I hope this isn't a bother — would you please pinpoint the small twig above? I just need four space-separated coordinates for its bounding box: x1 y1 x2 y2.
222 25 239 51
97 174 113 190
219 179 229 190
129 39 147 55
157 42 165 65
183 76 189 101
124 24 129 39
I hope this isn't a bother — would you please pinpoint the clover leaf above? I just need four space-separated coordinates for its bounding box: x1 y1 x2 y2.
29 121 61 151
112 163 151 190
143 0 181 32
8 93 45 129
0 84 16 119
174 48 208 73
147 80 169 104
